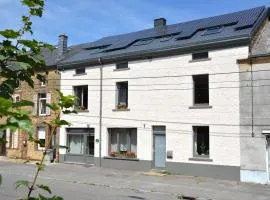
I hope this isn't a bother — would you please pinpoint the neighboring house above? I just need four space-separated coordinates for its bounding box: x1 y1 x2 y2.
238 11 270 184
0 35 66 161
57 6 270 182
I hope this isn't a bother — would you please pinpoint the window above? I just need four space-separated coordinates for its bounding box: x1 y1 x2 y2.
193 74 209 104
192 52 209 60
132 38 153 46
74 85 88 110
202 26 223 36
40 75 47 86
13 94 20 103
5 129 18 149
116 82 128 109
66 128 94 155
38 93 47 115
37 127 46 150
116 62 128 70
75 67 86 75
108 128 137 158
33 93 51 116
193 126 209 157
67 134 84 154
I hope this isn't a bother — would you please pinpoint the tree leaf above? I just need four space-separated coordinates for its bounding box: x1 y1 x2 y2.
15 180 31 189
0 29 20 39
36 184 51 194
12 100 34 108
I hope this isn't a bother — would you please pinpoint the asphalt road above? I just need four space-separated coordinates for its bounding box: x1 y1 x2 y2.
0 162 174 200
1 160 270 200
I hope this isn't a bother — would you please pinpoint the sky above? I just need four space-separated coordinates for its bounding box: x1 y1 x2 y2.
0 0 269 46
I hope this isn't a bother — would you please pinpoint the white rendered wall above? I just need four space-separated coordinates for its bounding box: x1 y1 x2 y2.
60 46 249 167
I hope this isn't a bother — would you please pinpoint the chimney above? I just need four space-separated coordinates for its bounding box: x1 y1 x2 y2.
58 33 68 57
154 18 166 28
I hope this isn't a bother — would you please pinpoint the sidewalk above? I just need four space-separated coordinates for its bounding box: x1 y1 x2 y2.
1 158 270 200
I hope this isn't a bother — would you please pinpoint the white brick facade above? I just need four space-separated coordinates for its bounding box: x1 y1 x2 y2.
60 46 249 174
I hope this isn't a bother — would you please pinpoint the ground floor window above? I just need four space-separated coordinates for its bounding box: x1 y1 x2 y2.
66 128 94 156
108 128 137 158
37 127 46 150
193 126 209 157
6 129 18 149
68 134 84 154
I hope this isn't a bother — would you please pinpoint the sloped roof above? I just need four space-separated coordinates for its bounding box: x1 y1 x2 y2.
59 6 268 67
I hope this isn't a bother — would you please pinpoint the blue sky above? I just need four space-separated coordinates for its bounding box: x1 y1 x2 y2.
0 0 269 46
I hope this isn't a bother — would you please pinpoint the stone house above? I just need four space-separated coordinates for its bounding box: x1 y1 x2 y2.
0 35 67 161
238 9 270 183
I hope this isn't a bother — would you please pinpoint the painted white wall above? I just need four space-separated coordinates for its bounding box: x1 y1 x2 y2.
60 46 249 167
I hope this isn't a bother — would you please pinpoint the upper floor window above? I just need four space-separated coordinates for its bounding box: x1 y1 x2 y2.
38 93 47 116
193 74 209 105
13 94 20 103
74 85 88 111
192 52 209 61
193 126 209 157
75 67 86 75
116 82 128 109
32 92 51 116
116 62 128 70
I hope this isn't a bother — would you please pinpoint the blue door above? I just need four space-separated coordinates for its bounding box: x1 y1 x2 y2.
154 127 166 168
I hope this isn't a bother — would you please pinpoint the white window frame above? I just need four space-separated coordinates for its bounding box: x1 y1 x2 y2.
37 127 46 151
38 93 47 116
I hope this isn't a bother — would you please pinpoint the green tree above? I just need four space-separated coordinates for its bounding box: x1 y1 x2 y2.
0 1 77 199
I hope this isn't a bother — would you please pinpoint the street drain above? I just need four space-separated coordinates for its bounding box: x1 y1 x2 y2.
128 195 145 200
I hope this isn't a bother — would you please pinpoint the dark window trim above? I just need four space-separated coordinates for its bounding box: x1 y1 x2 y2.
116 62 128 70
191 52 209 61
192 74 209 105
75 67 86 75
116 81 128 109
193 126 210 158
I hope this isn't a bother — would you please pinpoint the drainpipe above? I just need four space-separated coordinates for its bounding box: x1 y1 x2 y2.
98 58 103 167
248 46 254 138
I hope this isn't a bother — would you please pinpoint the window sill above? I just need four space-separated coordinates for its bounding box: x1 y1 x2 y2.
73 73 87 76
112 108 130 112
189 58 211 63
113 68 130 72
189 105 212 109
189 157 213 162
76 109 89 113
104 156 139 161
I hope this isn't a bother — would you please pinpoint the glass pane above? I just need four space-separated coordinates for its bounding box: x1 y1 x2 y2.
110 132 117 152
119 130 128 152
68 134 84 154
130 129 137 154
86 135 94 155
40 99 47 114
196 127 209 156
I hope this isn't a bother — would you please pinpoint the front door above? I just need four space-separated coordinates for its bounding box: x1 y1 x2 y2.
153 126 166 169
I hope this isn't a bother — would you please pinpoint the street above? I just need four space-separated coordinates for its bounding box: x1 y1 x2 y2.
0 160 270 200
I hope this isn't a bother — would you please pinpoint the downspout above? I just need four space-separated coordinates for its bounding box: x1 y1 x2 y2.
248 45 254 137
98 58 103 167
